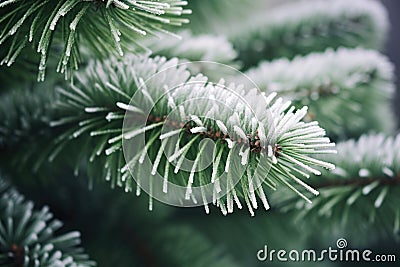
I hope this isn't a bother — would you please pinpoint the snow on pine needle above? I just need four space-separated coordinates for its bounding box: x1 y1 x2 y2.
275 133 400 242
241 47 395 140
231 0 388 68
0 177 96 267
0 0 191 81
0 55 336 215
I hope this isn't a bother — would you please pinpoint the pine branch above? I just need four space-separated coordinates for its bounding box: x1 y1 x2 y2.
0 177 95 267
231 0 388 68
276 133 400 243
0 55 336 216
0 0 190 81
241 47 395 140
143 30 239 80
12 172 241 267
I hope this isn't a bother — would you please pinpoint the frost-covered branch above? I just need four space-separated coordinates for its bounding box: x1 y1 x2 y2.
0 177 95 266
242 47 395 140
277 133 400 242
231 0 388 68
0 0 190 81
0 55 335 215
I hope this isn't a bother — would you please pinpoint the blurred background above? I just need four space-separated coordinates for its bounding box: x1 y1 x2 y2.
1 0 399 267
382 0 400 126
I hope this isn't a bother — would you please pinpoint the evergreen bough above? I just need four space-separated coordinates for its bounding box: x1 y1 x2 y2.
0 0 398 264
277 133 400 243
231 0 388 68
0 177 95 267
0 0 190 81
242 47 395 140
0 55 336 215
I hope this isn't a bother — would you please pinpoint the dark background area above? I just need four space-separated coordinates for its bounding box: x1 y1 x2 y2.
382 0 400 127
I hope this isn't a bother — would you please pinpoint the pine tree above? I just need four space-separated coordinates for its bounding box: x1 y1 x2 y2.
0 177 95 267
0 0 398 266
